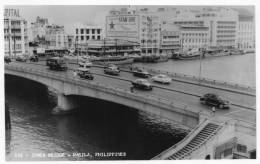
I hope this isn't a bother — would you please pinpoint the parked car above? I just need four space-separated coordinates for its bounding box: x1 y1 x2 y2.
77 67 94 80
4 56 11 63
151 74 171 84
46 57 68 71
104 64 120 76
29 55 38 62
132 68 150 78
132 79 153 90
79 60 93 68
15 55 27 62
200 93 230 109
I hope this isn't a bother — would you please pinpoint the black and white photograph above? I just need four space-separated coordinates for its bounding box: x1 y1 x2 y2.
2 0 257 161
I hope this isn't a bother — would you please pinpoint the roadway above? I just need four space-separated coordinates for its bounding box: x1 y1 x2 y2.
6 60 256 124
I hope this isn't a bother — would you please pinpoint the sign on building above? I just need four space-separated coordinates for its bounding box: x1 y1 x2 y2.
106 15 139 39
4 9 20 18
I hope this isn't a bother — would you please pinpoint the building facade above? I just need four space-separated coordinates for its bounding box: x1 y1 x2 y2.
160 23 181 53
75 25 103 44
4 8 29 56
45 25 68 50
196 7 239 49
106 7 161 54
238 15 255 52
29 16 49 42
180 25 210 51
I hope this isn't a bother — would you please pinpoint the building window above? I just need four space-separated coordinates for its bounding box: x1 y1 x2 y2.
92 29 95 34
97 29 100 34
92 36 95 40
87 29 89 34
81 29 84 34
86 36 89 40
81 36 84 40
76 29 78 34
236 144 247 153
97 36 100 40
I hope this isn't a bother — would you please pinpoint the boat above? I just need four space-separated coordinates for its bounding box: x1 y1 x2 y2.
91 56 134 65
173 48 201 60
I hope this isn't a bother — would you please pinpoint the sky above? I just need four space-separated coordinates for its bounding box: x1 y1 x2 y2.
5 5 254 35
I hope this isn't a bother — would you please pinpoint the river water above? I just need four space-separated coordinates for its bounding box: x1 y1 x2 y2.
5 75 188 161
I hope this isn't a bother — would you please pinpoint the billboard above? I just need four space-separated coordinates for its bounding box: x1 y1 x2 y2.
106 15 139 39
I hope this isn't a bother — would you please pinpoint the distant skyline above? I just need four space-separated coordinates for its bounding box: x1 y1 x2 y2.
5 5 254 35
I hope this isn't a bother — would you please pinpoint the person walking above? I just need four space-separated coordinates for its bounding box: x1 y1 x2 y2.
73 70 77 79
130 86 134 93
212 106 216 116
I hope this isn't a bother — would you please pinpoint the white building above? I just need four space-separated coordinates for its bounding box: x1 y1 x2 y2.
45 25 68 49
160 23 181 53
180 25 210 51
238 15 255 52
75 25 103 44
196 7 239 49
106 7 160 54
29 16 49 42
4 8 29 56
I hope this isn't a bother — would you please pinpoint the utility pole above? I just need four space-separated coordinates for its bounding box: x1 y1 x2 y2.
103 38 106 56
7 19 11 57
13 28 16 58
115 38 118 56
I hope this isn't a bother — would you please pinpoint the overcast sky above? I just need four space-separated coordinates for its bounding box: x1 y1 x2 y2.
5 5 254 35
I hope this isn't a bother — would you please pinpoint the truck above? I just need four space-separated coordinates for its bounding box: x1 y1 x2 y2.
46 57 68 71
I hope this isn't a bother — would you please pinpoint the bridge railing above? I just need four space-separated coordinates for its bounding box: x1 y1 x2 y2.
5 64 199 119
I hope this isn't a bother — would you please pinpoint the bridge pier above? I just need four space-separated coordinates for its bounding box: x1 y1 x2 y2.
52 93 78 115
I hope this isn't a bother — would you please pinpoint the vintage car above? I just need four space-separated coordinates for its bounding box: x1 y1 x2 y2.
29 55 39 62
200 93 230 109
15 55 27 62
77 67 94 80
151 74 172 84
4 56 11 63
132 68 150 78
104 64 120 76
46 57 68 71
79 60 93 68
132 79 153 90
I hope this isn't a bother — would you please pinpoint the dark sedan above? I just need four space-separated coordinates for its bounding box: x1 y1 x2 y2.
132 79 153 90
132 68 150 78
200 93 230 109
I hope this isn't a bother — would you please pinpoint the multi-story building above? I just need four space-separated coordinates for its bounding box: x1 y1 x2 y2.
180 25 210 51
160 23 181 53
74 25 103 53
106 7 160 54
4 8 29 56
196 7 239 49
75 25 103 44
45 25 67 49
29 16 49 42
238 15 255 52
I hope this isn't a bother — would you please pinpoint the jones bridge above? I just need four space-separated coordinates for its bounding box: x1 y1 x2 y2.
4 62 256 130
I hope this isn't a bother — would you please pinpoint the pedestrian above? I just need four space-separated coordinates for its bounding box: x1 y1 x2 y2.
212 106 216 116
73 70 77 79
130 86 134 93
